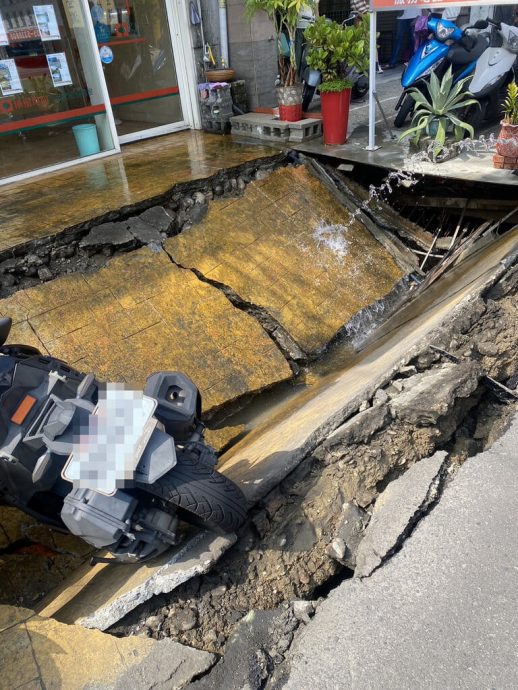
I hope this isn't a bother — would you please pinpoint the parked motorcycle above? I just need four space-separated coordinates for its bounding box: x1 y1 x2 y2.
0 317 247 563
394 15 489 128
464 18 518 131
300 12 368 113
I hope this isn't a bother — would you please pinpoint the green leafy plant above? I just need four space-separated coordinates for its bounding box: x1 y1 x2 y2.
502 81 518 125
399 67 477 161
304 15 369 87
244 0 314 87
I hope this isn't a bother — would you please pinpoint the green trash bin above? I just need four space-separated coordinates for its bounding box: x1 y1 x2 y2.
72 123 101 157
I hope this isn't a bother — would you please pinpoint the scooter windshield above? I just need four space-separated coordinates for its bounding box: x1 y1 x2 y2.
62 385 157 495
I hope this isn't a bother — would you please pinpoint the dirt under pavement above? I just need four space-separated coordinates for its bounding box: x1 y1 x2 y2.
111 257 518 676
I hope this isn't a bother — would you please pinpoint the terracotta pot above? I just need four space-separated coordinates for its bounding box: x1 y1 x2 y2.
320 88 351 145
495 121 518 158
277 85 303 122
205 68 236 83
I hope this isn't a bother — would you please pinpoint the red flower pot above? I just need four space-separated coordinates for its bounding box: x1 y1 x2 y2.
320 88 352 145
496 121 518 158
277 85 303 122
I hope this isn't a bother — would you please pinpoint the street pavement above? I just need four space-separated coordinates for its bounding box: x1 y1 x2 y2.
281 412 518 690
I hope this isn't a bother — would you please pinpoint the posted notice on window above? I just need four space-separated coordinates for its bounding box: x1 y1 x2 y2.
0 12 8 46
47 53 72 87
34 4 61 41
0 59 23 96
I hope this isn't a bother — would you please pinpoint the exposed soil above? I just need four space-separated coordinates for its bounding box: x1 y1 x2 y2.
110 256 518 667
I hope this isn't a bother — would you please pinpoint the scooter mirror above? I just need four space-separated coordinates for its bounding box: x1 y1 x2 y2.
473 20 489 29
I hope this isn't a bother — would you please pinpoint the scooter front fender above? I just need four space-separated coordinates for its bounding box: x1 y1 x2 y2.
402 40 449 89
470 47 516 96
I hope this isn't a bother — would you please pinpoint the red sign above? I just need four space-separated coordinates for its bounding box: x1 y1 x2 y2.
371 0 516 10
7 27 41 42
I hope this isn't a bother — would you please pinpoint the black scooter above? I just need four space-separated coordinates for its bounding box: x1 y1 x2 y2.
0 317 247 563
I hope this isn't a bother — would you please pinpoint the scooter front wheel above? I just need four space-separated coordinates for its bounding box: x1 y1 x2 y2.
394 94 414 129
144 451 248 534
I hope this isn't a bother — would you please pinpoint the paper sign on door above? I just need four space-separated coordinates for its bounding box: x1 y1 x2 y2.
47 53 73 86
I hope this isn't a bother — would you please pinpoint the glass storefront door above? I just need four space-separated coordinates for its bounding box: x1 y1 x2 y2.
0 0 117 181
89 0 184 141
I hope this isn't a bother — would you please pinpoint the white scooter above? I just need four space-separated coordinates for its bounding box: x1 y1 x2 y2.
465 17 518 130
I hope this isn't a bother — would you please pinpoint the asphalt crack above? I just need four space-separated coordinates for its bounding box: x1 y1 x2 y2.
359 455 452 580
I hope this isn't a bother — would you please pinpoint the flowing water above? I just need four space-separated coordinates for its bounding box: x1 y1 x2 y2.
217 135 516 439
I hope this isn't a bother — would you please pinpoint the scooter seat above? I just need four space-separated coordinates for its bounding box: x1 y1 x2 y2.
448 35 487 65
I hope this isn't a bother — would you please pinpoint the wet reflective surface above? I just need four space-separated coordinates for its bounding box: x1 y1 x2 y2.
0 131 280 251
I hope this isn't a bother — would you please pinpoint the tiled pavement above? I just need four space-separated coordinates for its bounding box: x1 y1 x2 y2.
0 604 214 689
167 166 406 354
0 246 292 412
0 131 280 252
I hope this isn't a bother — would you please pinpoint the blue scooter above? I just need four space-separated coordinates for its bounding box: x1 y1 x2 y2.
394 15 489 128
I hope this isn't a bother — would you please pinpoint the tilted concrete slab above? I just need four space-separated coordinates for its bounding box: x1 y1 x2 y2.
354 451 447 577
166 165 407 355
0 604 214 690
220 228 518 505
37 530 234 631
0 246 292 412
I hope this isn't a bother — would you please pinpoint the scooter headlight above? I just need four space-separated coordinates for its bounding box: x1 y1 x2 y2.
436 22 455 40
505 32 518 54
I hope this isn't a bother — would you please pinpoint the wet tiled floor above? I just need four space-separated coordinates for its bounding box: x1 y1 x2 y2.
0 247 292 412
0 130 279 252
167 166 406 354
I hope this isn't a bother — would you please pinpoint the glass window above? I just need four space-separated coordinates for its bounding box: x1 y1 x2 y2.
90 0 184 139
0 0 115 181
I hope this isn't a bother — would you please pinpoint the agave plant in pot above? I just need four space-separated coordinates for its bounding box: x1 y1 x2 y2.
399 68 477 162
304 15 369 145
245 0 314 121
494 81 518 168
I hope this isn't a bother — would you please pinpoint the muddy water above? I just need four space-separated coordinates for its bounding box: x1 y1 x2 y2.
221 227 518 500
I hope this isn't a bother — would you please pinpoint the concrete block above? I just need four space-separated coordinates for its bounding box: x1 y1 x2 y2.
230 114 290 142
288 118 323 143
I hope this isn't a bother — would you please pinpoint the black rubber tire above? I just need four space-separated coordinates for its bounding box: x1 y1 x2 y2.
302 83 316 112
146 452 248 534
394 94 414 129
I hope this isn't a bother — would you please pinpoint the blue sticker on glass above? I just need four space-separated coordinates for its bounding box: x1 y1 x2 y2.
99 46 113 65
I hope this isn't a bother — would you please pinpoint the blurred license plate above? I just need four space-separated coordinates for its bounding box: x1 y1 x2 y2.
62 389 157 495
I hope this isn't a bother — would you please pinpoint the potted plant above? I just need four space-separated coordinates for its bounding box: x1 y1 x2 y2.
304 15 369 145
495 81 518 167
399 68 477 162
245 0 314 121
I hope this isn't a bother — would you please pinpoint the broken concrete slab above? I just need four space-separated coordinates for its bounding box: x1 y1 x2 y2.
37 530 235 631
0 604 214 690
0 246 292 412
113 638 215 690
138 205 175 232
166 165 407 356
220 228 518 505
80 222 134 249
123 216 164 245
321 403 392 451
280 414 518 690
389 361 482 425
354 451 447 577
